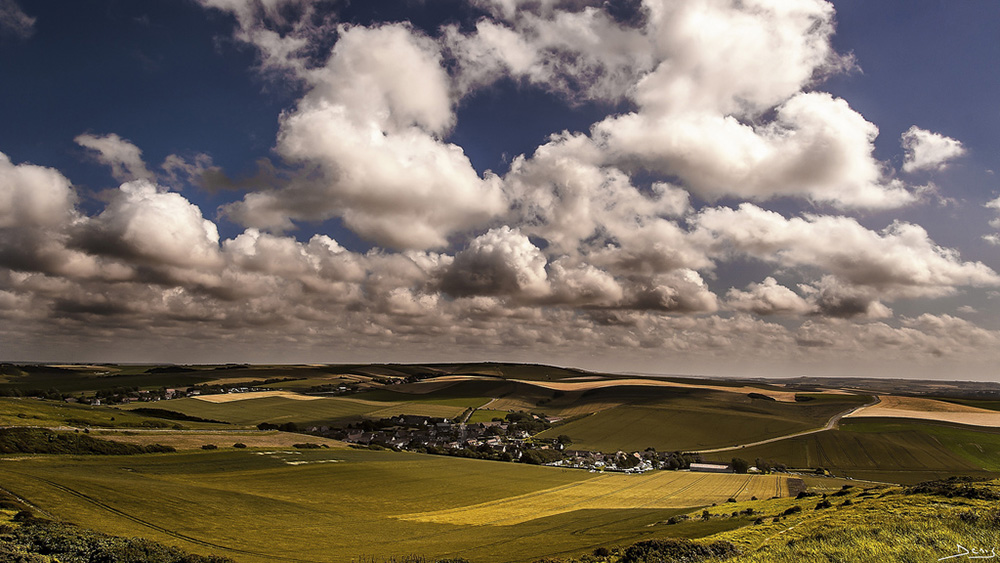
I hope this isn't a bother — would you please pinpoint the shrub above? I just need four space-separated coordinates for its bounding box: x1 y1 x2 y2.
620 539 737 563
201 444 218 450
0 428 174 455
782 505 802 516
904 478 1000 500
959 511 979 523
5 518 234 562
232 443 247 448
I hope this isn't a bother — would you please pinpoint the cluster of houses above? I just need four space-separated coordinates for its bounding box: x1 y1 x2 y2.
314 414 719 474
315 415 534 455
73 385 269 406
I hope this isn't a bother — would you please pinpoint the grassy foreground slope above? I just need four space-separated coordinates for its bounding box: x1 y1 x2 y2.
707 486 1000 563
0 448 795 563
545 478 1000 563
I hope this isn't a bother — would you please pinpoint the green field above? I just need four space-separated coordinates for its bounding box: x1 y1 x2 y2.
121 395 474 426
702 418 1000 483
468 409 510 423
355 388 494 409
535 389 868 452
0 448 789 562
0 397 227 429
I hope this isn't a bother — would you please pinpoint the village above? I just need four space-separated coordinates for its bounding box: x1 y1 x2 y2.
310 413 722 474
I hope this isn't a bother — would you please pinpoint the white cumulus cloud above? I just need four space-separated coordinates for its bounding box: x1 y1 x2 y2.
901 126 966 173
75 133 154 183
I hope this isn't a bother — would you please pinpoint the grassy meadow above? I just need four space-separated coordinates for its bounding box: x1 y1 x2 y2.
0 397 227 430
695 479 1000 563
0 447 796 562
702 418 1000 484
122 394 473 426
533 390 868 452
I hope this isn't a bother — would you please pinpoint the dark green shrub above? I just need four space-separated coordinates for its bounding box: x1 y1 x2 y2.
620 538 738 563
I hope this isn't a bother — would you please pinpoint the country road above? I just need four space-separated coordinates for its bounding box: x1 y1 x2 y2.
690 395 881 455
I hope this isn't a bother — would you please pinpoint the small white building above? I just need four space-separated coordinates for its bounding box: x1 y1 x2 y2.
689 463 732 473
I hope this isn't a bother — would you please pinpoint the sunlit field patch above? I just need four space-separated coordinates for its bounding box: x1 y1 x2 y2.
846 395 1000 427
398 471 789 526
192 390 322 403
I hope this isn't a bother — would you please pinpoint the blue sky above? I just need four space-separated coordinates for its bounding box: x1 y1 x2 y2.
1 0 999 378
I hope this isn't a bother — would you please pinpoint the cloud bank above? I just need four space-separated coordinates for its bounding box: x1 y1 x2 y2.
1 0 997 377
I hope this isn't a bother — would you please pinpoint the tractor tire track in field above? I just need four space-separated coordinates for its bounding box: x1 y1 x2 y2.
0 484 57 520
28 476 323 563
634 474 710 509
475 473 656 526
393 477 611 529
443 502 662 562
731 474 752 499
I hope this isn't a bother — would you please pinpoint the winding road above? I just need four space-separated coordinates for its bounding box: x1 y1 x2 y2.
690 395 881 455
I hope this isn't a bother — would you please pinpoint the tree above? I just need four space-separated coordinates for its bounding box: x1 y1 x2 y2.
731 457 750 474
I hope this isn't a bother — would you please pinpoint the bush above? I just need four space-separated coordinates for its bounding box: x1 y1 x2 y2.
815 499 832 510
904 478 1000 500
620 539 738 563
232 443 247 448
5 518 234 562
201 444 218 450
0 428 174 455
782 505 803 516
293 443 322 449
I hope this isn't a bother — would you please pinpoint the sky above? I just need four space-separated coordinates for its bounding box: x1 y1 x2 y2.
1 0 999 379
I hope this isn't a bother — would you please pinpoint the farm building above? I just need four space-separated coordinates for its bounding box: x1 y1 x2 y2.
689 463 731 473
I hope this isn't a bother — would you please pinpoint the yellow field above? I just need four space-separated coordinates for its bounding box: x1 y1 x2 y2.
846 395 1000 427
192 390 321 403
397 471 789 526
